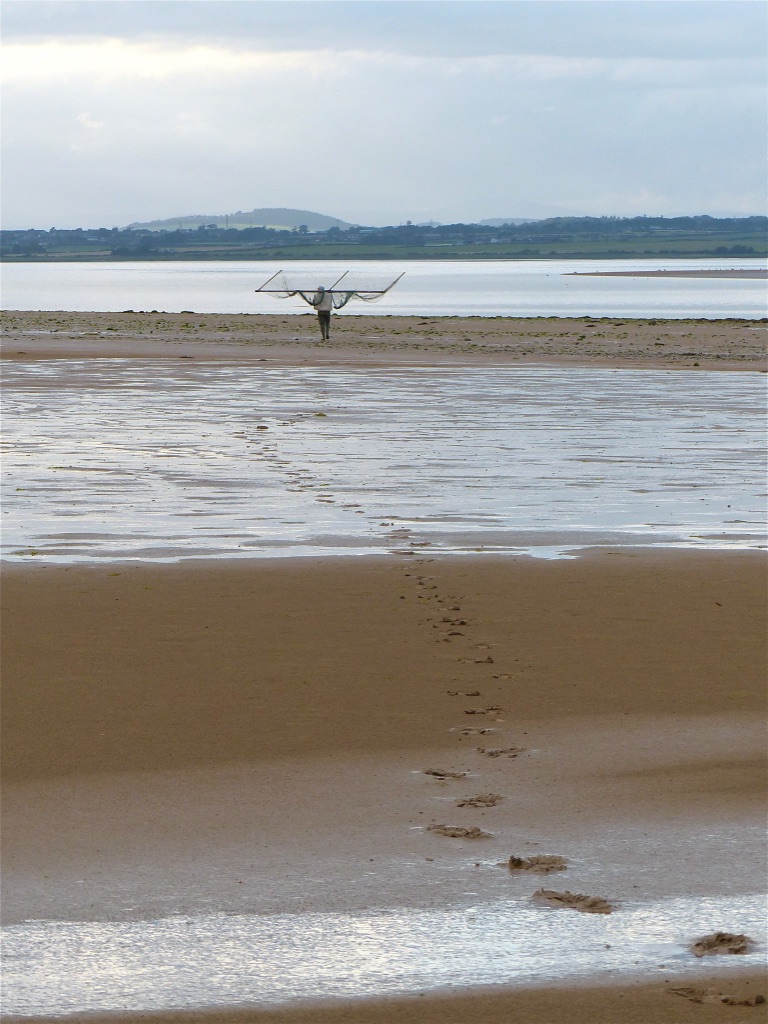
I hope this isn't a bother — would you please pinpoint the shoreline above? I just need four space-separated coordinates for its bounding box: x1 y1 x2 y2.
2 260 765 272
1 309 766 369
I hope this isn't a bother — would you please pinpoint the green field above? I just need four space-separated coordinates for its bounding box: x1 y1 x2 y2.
2 216 765 262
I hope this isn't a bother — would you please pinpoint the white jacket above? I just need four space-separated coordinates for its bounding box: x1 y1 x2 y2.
313 289 333 312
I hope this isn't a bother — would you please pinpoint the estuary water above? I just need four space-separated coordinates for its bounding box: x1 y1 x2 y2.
2 257 766 318
2 362 764 562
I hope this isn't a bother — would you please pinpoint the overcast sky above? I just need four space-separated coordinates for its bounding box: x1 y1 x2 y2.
2 0 766 228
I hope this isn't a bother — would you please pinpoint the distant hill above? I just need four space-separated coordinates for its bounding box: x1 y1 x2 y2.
127 208 354 232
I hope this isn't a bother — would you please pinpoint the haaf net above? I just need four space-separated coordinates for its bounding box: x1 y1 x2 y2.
255 270 404 309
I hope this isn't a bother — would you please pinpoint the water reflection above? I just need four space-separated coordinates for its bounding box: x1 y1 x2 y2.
1 363 764 562
3 895 763 1016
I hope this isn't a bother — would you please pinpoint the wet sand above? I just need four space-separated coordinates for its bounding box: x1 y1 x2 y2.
4 553 766 781
2 309 766 369
2 553 766 1021
5 976 768 1024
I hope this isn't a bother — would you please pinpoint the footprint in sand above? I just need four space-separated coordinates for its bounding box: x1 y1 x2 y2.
446 690 481 697
671 988 765 1006
506 854 567 874
427 824 493 839
423 768 467 779
533 889 614 914
464 706 502 715
477 746 527 758
691 932 755 957
457 793 502 808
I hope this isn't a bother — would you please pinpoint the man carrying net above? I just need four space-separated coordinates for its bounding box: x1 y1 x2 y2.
254 271 404 340
311 285 334 340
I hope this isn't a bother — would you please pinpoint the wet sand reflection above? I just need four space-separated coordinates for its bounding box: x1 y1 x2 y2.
2 363 764 561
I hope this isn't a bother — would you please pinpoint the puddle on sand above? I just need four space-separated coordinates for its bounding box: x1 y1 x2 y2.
3 895 764 1017
1 363 765 562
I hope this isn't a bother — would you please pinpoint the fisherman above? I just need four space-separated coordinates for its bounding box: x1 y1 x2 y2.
311 285 333 340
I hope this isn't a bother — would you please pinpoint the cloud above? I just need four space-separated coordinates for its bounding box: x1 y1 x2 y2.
75 112 103 131
1 2 765 227
2 0 766 61
3 38 761 91
1 40 341 82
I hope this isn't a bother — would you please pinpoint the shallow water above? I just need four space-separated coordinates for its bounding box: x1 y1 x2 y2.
2 364 764 562
3 895 764 1017
2 257 766 318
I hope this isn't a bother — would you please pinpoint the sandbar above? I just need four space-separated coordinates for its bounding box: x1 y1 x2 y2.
2 309 766 369
569 269 767 279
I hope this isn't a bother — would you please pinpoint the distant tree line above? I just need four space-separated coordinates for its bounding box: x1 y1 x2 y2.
1 215 765 260
1 223 302 257
347 215 766 249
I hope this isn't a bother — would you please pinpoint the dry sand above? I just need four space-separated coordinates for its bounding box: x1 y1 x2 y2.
2 309 766 369
2 314 767 1021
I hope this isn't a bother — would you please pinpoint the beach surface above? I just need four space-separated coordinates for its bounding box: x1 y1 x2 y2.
2 309 766 369
3 553 766 1022
6 977 768 1024
2 314 766 1021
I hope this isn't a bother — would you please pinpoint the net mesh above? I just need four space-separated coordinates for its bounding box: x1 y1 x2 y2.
255 271 403 308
